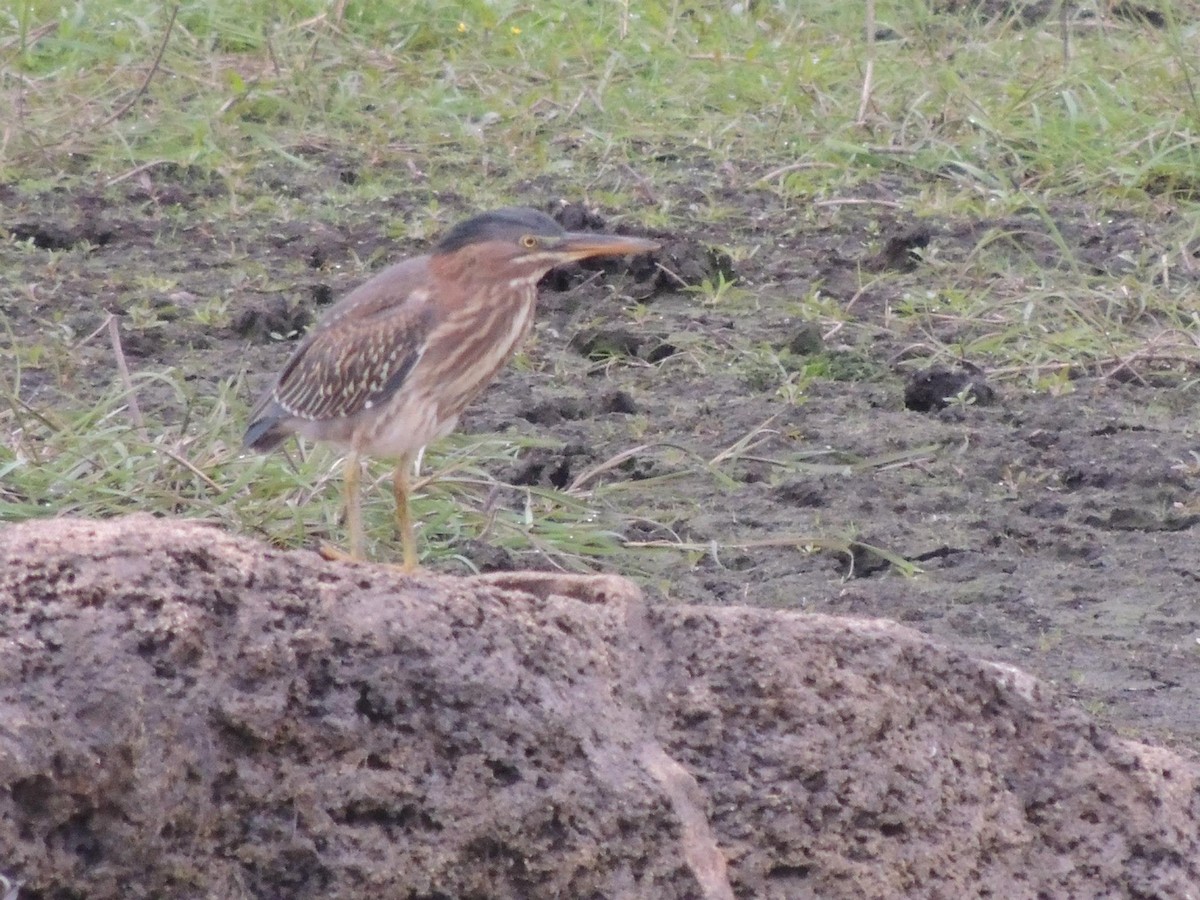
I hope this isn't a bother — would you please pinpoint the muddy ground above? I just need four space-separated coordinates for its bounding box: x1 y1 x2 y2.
3 160 1200 750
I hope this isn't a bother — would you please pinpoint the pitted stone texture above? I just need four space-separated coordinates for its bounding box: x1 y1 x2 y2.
1 516 1197 899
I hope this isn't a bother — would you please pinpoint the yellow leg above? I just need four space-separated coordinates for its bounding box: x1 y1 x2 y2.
393 455 418 572
344 451 365 561
319 451 364 562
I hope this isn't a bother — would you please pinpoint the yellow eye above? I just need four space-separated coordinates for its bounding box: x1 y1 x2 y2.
520 235 538 249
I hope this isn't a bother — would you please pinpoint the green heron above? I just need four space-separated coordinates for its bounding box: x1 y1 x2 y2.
244 207 659 570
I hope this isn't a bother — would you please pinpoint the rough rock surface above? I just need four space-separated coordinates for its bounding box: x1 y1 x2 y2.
1 516 1197 899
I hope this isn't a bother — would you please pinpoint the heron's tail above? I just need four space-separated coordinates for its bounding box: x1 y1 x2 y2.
243 400 291 452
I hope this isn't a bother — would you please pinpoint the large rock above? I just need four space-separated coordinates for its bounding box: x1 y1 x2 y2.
0 516 1196 898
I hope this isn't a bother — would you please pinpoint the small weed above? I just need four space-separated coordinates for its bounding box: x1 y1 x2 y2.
689 271 752 309
192 294 233 329
123 304 169 333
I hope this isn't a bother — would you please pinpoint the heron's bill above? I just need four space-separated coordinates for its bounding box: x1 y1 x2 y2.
557 233 660 261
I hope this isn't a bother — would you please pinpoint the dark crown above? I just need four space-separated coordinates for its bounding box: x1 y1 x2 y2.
434 207 565 254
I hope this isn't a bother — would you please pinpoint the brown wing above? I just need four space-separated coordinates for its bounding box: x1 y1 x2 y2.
270 315 429 422
270 256 436 423
310 255 432 331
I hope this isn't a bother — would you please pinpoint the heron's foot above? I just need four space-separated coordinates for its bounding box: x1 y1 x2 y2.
318 541 362 563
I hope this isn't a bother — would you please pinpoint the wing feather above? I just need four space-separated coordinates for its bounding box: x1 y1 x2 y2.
271 309 430 421
244 255 437 448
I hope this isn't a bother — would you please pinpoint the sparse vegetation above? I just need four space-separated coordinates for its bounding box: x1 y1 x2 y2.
2 0 1198 595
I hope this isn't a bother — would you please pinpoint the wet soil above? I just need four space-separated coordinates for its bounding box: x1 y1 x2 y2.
4 162 1199 749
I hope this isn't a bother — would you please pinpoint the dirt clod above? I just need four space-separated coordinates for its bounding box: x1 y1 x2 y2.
232 295 314 343
657 238 735 289
518 396 588 425
601 389 639 414
551 200 607 232
783 320 825 355
8 220 114 251
866 223 931 272
904 364 996 411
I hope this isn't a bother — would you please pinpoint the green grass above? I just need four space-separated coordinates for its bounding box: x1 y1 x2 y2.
3 0 1200 570
0 368 930 573
6 0 1195 200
